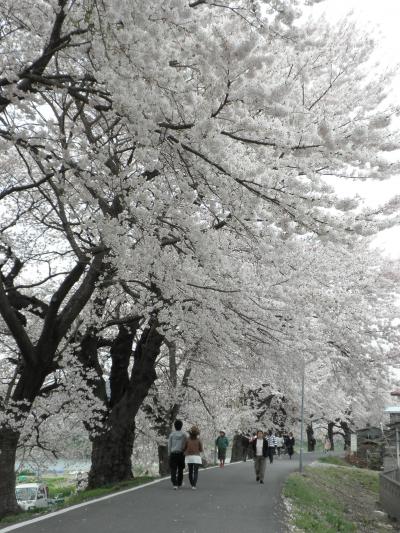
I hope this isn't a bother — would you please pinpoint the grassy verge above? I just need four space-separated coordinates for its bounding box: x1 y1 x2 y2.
65 477 154 505
318 456 349 467
284 463 390 532
0 477 154 528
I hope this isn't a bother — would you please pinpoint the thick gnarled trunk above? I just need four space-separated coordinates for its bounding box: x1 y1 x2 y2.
0 428 20 518
0 253 105 513
0 366 48 518
88 419 136 487
87 318 163 488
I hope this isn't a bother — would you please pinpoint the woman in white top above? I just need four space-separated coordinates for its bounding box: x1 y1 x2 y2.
251 430 268 484
184 426 204 489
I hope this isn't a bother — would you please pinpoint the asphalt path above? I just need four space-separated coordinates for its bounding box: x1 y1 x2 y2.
2 452 323 533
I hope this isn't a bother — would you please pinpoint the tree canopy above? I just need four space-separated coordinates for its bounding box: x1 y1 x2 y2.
0 0 399 517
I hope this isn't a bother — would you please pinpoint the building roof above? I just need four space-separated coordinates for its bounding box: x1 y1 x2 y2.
384 405 400 413
390 389 400 396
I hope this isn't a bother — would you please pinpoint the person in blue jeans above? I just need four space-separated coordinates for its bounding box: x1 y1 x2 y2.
184 426 204 489
168 420 187 489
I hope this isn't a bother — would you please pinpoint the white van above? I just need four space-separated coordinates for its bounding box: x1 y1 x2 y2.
15 483 48 511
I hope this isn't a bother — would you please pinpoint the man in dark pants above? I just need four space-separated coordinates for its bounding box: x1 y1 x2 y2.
168 420 187 490
251 430 269 483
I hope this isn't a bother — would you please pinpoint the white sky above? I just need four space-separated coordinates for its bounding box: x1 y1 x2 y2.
310 0 400 258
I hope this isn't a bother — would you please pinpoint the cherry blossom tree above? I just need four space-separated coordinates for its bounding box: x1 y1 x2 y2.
1 0 400 518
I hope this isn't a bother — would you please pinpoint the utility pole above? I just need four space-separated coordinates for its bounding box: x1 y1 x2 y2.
299 361 305 473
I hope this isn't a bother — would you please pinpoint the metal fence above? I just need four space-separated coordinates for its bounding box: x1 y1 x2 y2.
379 468 400 521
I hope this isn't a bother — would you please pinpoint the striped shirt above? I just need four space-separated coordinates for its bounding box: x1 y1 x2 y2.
267 434 277 447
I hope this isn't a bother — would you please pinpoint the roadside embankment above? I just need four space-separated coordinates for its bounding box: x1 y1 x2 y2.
283 457 398 532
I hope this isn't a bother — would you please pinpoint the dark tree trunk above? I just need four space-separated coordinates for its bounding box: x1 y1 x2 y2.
0 428 20 517
0 253 105 513
306 423 315 452
0 365 49 517
230 433 243 462
340 420 351 450
88 418 136 487
328 421 335 451
158 444 169 477
87 318 163 488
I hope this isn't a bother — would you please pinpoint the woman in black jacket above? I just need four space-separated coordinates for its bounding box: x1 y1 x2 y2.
285 432 295 459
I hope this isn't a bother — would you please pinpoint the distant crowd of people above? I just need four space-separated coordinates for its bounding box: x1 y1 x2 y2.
167 421 296 489
239 430 296 464
242 429 295 483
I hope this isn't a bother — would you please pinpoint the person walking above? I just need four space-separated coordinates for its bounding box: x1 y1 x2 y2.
184 426 204 489
266 429 277 464
241 433 250 462
282 432 289 455
276 432 284 458
251 430 268 484
168 419 187 490
285 432 295 459
324 435 331 453
247 432 257 460
215 430 229 467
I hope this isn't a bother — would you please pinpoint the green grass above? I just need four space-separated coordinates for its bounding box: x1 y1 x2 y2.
345 468 379 493
284 465 381 532
318 456 349 467
65 477 154 505
42 476 76 498
0 476 154 527
284 472 356 532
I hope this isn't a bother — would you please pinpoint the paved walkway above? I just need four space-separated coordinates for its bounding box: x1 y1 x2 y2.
2 453 322 533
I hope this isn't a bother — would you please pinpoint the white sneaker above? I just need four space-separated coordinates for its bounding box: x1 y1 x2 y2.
191 486 197 490
173 486 177 490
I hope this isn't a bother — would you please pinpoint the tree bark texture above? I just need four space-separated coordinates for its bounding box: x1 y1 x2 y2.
0 364 50 517
328 421 335 451
0 253 105 514
88 418 136 487
230 433 244 462
340 420 351 450
0 428 20 518
306 423 315 451
158 444 170 477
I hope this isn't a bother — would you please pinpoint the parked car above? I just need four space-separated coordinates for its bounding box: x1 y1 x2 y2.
15 483 49 511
